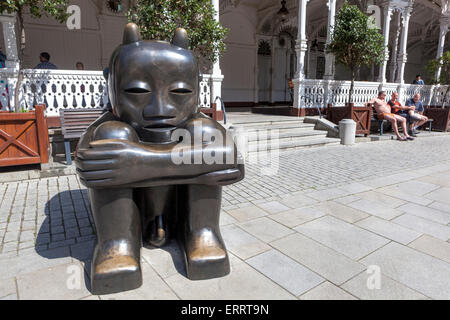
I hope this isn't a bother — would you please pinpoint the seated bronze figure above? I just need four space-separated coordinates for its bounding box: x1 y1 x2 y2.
75 23 244 295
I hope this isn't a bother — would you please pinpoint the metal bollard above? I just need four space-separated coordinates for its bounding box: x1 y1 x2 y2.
339 119 356 145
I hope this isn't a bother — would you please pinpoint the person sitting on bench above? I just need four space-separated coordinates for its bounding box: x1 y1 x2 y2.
405 93 429 136
368 91 414 141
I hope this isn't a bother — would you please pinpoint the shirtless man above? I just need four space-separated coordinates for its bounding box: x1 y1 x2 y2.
368 91 414 141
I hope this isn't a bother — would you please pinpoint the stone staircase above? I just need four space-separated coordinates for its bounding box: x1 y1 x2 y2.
227 114 340 154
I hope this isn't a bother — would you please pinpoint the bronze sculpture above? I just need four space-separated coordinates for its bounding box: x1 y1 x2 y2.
75 23 244 295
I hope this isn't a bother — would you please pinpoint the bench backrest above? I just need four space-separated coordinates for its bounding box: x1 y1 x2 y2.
60 108 104 139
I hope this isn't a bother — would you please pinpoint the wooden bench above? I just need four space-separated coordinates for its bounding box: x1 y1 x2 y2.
60 108 104 165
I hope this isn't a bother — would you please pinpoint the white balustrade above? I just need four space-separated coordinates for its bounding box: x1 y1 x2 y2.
0 69 214 116
199 74 212 109
300 79 449 108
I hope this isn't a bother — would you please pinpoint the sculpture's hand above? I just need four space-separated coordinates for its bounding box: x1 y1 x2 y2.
75 139 152 188
193 165 244 186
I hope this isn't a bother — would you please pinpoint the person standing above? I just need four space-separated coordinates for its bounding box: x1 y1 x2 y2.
412 74 424 85
34 52 58 69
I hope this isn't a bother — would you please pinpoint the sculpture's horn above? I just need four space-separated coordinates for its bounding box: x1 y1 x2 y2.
171 28 189 49
123 23 141 45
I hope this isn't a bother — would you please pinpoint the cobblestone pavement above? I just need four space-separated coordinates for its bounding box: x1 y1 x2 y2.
1 135 450 299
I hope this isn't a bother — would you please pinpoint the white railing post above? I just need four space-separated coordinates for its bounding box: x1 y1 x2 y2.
435 17 449 81
396 5 412 84
323 0 336 80
378 4 393 83
210 0 224 110
293 0 309 111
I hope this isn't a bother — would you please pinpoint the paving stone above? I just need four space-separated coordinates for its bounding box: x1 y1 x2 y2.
237 217 294 243
429 201 450 214
392 214 450 241
333 195 361 205
279 193 318 209
70 240 94 261
360 242 450 299
221 224 271 260
256 201 290 214
347 199 403 220
294 216 390 260
408 235 450 264
419 174 450 188
48 239 76 249
141 241 186 279
341 271 428 300
390 181 441 196
355 190 406 208
304 187 349 201
313 201 369 223
299 281 357 300
377 186 433 206
268 207 324 228
246 249 324 296
0 294 17 300
0 278 16 298
165 259 296 300
271 233 365 285
219 211 237 226
79 227 93 236
356 216 422 245
397 203 450 225
17 262 91 300
226 204 268 222
99 261 178 300
424 187 450 205
337 182 373 195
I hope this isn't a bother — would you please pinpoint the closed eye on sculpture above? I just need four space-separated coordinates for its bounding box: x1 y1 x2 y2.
170 88 192 94
124 87 151 94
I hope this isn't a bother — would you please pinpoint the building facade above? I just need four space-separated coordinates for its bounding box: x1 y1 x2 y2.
0 0 449 114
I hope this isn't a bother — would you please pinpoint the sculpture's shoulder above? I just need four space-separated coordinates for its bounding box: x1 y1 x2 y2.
183 113 227 134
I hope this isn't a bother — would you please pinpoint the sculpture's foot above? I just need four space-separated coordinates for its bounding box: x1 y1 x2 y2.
145 215 169 248
91 240 142 295
182 228 230 280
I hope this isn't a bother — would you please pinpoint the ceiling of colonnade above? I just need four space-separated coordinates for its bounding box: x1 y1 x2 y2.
221 0 449 55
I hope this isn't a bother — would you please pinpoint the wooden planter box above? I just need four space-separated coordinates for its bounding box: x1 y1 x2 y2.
0 104 49 167
326 103 372 136
424 106 450 132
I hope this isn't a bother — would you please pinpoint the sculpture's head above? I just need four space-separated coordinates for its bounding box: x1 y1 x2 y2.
107 23 199 131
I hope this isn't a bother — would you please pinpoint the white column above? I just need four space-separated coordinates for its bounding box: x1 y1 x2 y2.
211 0 224 110
323 0 336 80
293 0 309 109
389 11 401 83
378 5 393 83
435 18 449 81
0 13 19 70
396 6 412 84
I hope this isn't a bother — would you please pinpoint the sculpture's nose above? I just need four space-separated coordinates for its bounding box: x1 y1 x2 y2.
143 96 174 121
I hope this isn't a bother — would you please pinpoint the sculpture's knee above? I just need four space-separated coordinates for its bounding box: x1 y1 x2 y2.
93 120 139 142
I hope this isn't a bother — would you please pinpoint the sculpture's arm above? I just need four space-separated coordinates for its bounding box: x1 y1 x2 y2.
76 118 244 188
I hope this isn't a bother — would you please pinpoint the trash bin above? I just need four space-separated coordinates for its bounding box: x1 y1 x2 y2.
339 119 356 145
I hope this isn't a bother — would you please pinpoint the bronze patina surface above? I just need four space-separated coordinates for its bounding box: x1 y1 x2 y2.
75 23 244 294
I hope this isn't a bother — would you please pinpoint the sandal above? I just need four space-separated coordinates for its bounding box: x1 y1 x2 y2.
397 137 407 141
406 136 415 141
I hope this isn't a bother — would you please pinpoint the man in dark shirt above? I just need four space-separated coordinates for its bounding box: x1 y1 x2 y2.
405 93 428 135
387 92 414 116
34 52 57 69
412 74 424 85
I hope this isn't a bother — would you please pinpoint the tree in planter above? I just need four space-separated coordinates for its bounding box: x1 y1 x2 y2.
327 2 385 103
0 1 70 112
126 0 228 69
426 50 450 108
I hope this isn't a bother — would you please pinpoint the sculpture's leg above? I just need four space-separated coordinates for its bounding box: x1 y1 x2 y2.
178 184 230 280
88 188 142 295
138 186 176 247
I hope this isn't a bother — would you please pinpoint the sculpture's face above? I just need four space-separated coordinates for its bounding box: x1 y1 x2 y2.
108 41 199 131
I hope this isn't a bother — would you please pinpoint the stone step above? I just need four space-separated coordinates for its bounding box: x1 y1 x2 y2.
244 129 327 142
230 121 315 131
247 136 341 153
